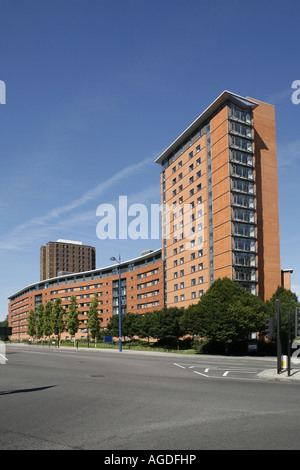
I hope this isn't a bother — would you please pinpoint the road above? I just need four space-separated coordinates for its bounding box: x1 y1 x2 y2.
1 344 300 450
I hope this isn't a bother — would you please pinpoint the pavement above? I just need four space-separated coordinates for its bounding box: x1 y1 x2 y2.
258 367 300 382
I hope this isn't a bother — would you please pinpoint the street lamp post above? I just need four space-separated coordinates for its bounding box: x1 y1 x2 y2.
110 255 122 352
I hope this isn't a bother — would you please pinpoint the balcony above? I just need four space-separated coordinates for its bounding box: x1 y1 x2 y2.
230 136 253 154
232 208 256 224
231 150 254 167
234 253 257 268
235 268 257 283
233 223 256 239
233 237 256 253
232 194 256 210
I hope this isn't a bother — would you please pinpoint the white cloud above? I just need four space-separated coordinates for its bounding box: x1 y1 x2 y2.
266 87 292 105
276 138 300 168
292 284 300 300
0 156 157 252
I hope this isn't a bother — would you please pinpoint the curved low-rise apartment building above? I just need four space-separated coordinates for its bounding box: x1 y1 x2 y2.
8 249 163 342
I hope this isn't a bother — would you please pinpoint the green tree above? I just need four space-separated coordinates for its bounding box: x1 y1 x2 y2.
36 303 45 340
51 297 65 342
148 307 184 346
43 301 54 340
0 316 10 341
27 309 36 340
121 313 141 340
106 314 120 338
139 310 157 344
180 277 266 348
66 295 80 344
180 303 202 337
106 312 138 341
265 286 300 350
88 294 102 340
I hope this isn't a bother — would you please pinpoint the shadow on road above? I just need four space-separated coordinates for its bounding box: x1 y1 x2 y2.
0 385 57 395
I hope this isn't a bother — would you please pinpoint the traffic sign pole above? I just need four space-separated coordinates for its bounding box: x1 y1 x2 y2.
276 300 282 374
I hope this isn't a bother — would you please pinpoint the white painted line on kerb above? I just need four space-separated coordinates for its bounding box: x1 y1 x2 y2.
174 363 186 369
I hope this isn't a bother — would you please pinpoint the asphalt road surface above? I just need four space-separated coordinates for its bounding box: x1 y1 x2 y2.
1 344 300 450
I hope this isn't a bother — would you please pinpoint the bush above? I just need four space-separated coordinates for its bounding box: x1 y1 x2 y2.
193 336 277 356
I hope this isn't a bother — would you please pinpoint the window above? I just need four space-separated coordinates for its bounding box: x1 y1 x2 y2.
233 194 255 209
231 150 253 167
231 121 252 138
231 135 253 152
230 105 251 124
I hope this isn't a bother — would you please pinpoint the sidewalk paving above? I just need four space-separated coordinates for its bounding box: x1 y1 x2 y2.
258 368 300 382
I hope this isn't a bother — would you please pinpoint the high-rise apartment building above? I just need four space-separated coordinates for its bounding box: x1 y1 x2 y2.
155 91 281 306
8 90 288 341
40 239 96 280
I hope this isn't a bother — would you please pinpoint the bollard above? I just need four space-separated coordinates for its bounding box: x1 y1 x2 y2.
281 355 287 371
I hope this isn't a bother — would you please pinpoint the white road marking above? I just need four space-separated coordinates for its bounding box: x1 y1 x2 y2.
174 362 186 369
193 370 209 378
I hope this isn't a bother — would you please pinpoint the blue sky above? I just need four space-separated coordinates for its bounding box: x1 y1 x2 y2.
1 0 300 320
